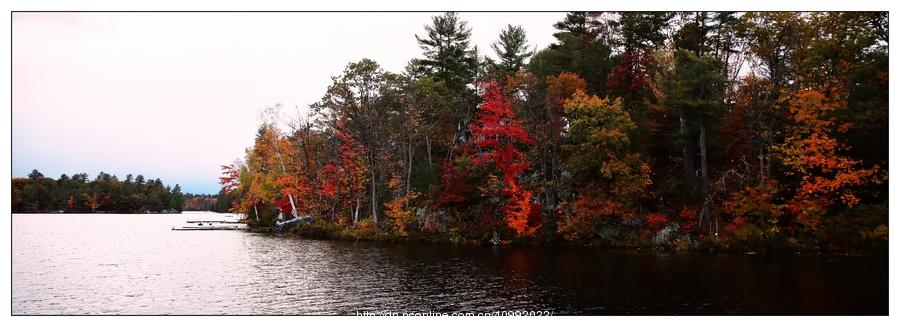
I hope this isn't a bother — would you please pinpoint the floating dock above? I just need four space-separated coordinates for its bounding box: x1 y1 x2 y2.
171 224 249 231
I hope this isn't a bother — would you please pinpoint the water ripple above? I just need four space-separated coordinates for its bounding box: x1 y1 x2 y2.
12 213 889 315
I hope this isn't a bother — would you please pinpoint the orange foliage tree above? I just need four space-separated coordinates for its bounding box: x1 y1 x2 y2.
775 89 883 230
558 91 652 241
384 173 422 237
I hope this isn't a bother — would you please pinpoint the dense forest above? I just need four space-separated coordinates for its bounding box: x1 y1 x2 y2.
12 169 184 213
221 12 887 253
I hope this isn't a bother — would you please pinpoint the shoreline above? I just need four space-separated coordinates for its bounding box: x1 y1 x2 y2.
13 212 886 257
270 220 888 258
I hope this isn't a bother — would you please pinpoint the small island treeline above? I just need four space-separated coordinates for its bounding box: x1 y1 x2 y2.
214 12 887 254
12 169 184 214
182 192 233 212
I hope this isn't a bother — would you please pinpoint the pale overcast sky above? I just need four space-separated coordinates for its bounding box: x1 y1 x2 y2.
12 12 564 194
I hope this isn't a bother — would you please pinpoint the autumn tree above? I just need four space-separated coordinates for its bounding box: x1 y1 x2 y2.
384 172 422 237
313 59 402 225
805 12 888 171
285 116 331 220
558 91 651 241
467 81 539 237
216 162 245 214
775 89 883 230
528 72 587 214
603 12 675 160
235 124 288 224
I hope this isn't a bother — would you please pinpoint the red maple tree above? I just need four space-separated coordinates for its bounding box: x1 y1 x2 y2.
469 81 540 237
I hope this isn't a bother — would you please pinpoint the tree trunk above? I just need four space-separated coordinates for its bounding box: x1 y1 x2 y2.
426 136 433 168
759 141 766 184
406 137 413 196
546 96 558 211
353 198 360 225
540 148 550 210
330 201 336 223
370 163 378 225
699 123 710 231
552 140 561 211
680 114 696 189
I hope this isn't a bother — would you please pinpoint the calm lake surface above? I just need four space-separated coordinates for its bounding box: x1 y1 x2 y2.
12 213 887 315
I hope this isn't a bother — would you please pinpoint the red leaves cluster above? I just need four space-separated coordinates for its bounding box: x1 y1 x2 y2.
724 216 747 234
678 208 696 220
439 161 471 206
646 214 669 229
320 163 341 200
469 81 541 237
677 208 698 232
606 48 655 93
275 175 315 215
274 197 294 218
470 81 533 159
219 164 240 194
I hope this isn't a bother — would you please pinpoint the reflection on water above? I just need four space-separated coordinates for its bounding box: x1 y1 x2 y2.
12 213 887 315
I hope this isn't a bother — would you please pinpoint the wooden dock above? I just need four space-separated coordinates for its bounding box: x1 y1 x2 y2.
172 225 249 231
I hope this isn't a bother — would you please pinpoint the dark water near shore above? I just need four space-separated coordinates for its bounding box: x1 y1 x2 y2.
12 213 887 315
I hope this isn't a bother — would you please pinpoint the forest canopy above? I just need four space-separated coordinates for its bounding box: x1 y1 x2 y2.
221 12 887 252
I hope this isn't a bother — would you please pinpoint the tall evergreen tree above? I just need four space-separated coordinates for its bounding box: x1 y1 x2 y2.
531 12 614 96
662 50 727 232
491 24 534 77
415 12 477 92
415 12 480 166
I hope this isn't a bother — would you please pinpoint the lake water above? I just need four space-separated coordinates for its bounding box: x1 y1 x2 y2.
12 213 887 315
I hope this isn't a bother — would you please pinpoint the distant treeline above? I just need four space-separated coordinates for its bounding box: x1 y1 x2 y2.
12 169 184 213
182 192 233 213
